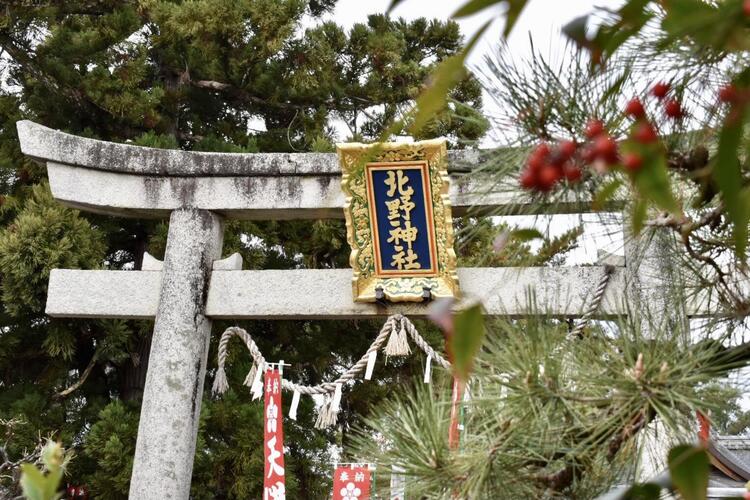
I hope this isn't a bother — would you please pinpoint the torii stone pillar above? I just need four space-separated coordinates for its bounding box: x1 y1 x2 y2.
130 209 223 498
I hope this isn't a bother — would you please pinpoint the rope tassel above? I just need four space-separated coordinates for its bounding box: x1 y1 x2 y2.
211 365 229 395
315 396 336 429
384 317 410 357
315 384 343 429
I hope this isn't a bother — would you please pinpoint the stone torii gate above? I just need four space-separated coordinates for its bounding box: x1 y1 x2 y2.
16 120 697 498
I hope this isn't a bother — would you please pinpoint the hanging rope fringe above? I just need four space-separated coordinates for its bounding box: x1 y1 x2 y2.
384 317 410 357
212 365 229 395
211 327 233 395
315 396 336 429
213 315 452 427
243 363 258 388
315 384 344 429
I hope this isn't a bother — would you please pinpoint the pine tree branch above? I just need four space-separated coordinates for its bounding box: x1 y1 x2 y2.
607 408 652 461
190 77 307 111
0 33 145 139
53 352 98 400
1 1 135 16
537 463 579 492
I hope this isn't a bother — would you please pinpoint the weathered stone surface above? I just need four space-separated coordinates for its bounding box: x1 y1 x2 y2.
213 252 242 270
142 252 163 271
47 266 742 320
46 162 600 219
47 266 629 319
129 209 224 500
46 269 161 318
17 120 483 177
206 266 629 319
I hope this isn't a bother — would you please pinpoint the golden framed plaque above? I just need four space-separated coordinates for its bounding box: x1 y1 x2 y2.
337 139 459 303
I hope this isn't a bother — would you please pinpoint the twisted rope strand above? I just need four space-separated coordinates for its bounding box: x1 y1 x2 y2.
567 264 615 340
400 318 451 370
215 316 418 396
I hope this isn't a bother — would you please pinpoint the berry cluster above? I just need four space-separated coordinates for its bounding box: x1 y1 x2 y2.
518 140 582 192
519 81 687 193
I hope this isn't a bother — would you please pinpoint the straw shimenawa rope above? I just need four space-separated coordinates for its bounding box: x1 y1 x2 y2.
213 267 614 428
567 264 616 340
212 314 451 428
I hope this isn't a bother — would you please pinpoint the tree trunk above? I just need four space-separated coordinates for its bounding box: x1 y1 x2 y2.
121 228 152 402
120 333 151 402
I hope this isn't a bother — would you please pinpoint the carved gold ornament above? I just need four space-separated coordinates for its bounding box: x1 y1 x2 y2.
338 140 459 302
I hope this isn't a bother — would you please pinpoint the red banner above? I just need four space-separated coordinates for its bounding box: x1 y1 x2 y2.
332 465 372 500
263 368 285 500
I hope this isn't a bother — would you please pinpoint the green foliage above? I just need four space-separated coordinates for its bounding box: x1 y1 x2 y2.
453 0 528 37
668 445 709 500
0 183 105 317
448 303 484 382
352 310 737 498
409 21 490 136
713 70 750 257
20 441 71 500
396 0 530 138
79 401 138 497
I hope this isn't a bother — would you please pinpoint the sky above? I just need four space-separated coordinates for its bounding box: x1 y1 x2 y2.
317 0 627 264
327 0 608 66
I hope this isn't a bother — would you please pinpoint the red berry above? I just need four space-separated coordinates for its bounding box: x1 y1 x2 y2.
625 98 646 119
651 82 670 99
527 143 550 170
537 165 560 192
744 0 750 16
664 99 683 119
527 153 545 172
623 153 643 172
585 119 605 139
562 163 582 182
719 84 739 104
558 140 577 159
580 146 597 164
594 135 619 164
519 169 536 190
532 143 551 158
633 122 658 144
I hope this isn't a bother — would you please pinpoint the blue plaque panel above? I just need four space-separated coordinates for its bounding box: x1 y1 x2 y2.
366 161 438 277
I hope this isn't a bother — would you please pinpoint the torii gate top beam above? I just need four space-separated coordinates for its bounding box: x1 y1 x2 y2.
17 120 480 177
16 120 600 220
